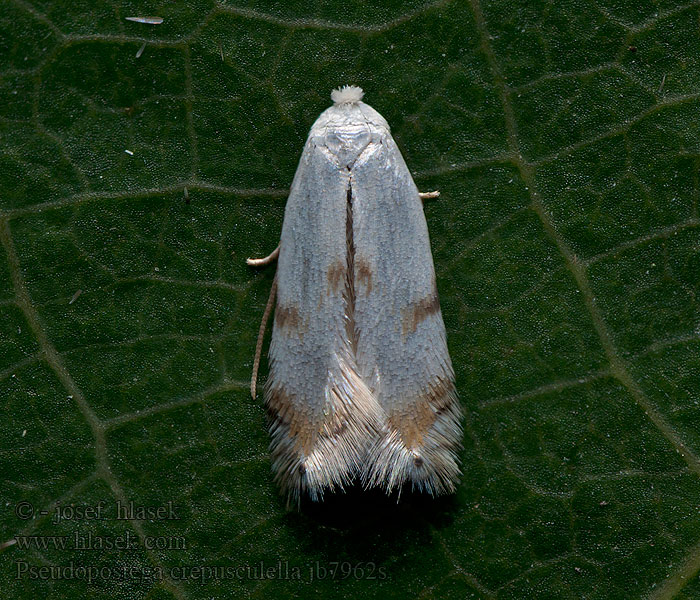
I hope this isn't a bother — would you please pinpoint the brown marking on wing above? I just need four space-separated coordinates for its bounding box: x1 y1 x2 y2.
355 257 374 296
275 304 300 330
266 386 318 454
266 367 371 456
387 375 456 448
326 259 345 294
329 420 348 437
401 277 440 335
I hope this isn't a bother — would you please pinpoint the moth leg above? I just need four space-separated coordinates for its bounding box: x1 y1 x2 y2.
418 190 440 201
246 244 280 267
418 190 440 214
418 190 440 200
250 277 277 399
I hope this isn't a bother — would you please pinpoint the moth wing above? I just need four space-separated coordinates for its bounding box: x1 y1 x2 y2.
351 134 463 494
265 139 382 506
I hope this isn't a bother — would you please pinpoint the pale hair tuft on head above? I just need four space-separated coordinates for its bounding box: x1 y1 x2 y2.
331 85 364 104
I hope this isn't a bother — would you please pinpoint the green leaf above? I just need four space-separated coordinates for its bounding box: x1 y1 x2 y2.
1 1 700 598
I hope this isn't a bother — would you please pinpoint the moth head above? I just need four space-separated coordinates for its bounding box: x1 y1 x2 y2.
331 85 364 105
309 86 390 164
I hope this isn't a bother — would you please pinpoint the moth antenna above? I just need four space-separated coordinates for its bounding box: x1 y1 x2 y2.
251 276 277 399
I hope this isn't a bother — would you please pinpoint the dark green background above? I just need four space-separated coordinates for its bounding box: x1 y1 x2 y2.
2 0 700 598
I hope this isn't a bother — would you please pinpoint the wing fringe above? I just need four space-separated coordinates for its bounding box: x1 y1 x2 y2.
265 352 384 508
362 375 463 496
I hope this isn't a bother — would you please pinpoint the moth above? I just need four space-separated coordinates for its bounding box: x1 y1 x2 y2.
248 85 462 506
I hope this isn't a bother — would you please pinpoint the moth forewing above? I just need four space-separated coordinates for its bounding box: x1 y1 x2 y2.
264 102 384 506
250 85 462 506
350 131 462 496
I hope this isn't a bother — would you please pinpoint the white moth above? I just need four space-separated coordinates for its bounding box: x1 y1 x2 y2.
248 85 462 506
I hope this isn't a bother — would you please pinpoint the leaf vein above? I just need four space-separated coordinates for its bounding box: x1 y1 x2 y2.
0 218 189 600
469 0 700 497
